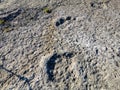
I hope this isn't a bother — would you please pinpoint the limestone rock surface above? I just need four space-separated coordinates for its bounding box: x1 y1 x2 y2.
0 0 120 90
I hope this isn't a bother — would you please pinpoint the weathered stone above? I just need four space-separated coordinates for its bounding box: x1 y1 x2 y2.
0 0 120 90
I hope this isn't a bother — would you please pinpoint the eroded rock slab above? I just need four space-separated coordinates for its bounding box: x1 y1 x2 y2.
0 0 120 90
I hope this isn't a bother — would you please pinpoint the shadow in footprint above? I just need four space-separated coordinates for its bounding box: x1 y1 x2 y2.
46 52 75 81
46 53 61 81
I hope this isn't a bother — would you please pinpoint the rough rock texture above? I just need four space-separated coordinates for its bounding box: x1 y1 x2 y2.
0 0 120 90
